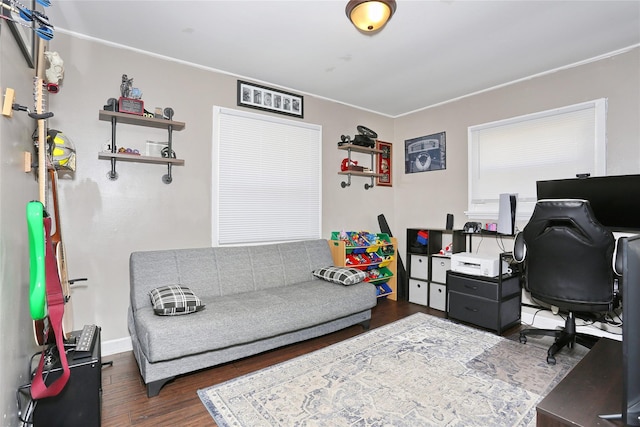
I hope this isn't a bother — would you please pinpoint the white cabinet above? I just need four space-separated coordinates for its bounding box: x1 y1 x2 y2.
429 256 450 310
410 255 429 280
429 283 447 311
431 256 450 284
406 228 466 311
409 279 428 305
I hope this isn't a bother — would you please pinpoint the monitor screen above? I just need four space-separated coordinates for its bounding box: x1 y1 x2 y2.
622 235 640 425
536 174 640 232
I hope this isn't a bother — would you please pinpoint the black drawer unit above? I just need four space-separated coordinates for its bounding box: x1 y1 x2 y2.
447 270 521 334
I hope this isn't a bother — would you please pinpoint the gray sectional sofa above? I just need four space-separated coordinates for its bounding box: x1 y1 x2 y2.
128 239 377 397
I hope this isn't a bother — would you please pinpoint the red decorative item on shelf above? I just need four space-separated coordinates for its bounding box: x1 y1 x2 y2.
341 158 361 171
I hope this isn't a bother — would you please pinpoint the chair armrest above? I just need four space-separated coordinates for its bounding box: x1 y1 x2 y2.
613 236 627 276
513 232 526 263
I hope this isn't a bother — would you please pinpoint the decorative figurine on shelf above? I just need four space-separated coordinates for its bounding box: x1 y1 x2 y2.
117 147 140 155
118 74 144 116
120 74 133 98
161 147 177 159
439 243 453 256
44 51 64 93
341 158 358 171
338 125 377 148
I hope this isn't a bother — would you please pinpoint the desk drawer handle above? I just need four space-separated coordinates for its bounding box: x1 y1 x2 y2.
464 284 478 290
464 306 479 313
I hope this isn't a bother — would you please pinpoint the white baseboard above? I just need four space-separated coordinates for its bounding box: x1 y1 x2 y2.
521 306 622 341
102 336 133 357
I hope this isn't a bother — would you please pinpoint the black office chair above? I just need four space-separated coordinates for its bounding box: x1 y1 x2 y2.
514 199 619 364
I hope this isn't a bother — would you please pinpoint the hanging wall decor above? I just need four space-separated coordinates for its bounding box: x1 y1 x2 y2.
404 131 446 174
2 0 36 68
237 80 303 119
376 140 392 186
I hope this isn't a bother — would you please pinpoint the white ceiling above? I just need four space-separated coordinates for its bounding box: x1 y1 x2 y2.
47 0 640 117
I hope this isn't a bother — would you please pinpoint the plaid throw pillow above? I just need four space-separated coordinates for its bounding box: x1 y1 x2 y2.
312 266 366 286
149 285 205 316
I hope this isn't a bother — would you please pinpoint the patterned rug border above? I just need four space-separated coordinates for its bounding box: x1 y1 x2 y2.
198 313 583 427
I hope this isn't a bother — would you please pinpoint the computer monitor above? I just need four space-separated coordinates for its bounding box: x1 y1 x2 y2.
536 174 640 232
619 235 640 425
601 235 640 424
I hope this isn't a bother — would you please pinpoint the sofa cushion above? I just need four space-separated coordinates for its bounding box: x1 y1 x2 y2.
312 266 366 285
149 285 205 315
129 239 335 311
135 279 376 362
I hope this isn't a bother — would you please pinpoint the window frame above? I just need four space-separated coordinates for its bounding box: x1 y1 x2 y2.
212 106 322 246
466 98 607 221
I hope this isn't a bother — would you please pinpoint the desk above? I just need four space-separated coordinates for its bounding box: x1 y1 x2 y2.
536 338 624 426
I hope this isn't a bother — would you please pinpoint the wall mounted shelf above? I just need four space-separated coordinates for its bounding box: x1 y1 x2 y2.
98 110 186 183
337 143 383 190
98 110 185 130
97 152 185 165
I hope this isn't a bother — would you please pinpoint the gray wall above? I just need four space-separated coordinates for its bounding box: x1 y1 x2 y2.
42 32 394 349
0 31 47 424
393 48 640 257
1 25 638 425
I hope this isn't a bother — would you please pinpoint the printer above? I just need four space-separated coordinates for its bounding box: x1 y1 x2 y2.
450 252 508 277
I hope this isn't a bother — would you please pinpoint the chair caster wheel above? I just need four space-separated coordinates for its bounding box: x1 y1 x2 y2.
547 355 556 365
519 334 527 344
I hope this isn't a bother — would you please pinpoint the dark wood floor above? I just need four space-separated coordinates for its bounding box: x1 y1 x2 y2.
100 300 510 426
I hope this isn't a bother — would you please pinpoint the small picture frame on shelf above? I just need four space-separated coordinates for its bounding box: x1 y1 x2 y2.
146 141 168 157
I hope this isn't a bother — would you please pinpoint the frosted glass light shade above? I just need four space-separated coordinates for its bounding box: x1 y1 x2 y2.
346 0 397 32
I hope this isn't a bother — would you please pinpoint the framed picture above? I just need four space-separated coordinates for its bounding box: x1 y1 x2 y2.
145 141 168 157
404 131 446 174
237 80 303 118
2 0 36 68
376 141 392 186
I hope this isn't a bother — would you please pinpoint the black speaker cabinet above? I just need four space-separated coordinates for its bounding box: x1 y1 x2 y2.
446 213 454 230
33 327 102 427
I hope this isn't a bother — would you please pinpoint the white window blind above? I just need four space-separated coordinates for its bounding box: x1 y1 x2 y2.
212 107 322 245
467 99 607 220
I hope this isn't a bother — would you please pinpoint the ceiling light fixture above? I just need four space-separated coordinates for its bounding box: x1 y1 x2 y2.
346 0 397 33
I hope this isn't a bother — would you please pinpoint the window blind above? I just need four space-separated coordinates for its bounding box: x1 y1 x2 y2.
213 107 322 245
467 99 606 220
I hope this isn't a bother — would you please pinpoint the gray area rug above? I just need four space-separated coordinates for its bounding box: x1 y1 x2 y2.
198 313 583 426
